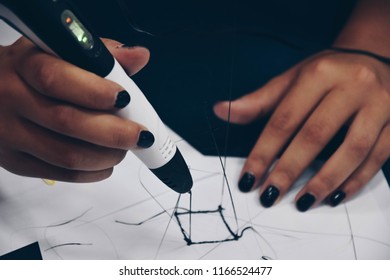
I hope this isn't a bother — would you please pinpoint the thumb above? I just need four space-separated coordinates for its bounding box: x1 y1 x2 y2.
213 95 266 124
102 38 150 76
213 67 298 124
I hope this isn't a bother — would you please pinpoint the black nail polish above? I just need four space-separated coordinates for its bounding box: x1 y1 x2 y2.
238 173 255 192
260 185 280 208
296 193 316 212
328 190 346 207
137 131 155 148
115 91 131 108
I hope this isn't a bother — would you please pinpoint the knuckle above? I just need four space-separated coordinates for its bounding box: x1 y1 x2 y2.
113 149 127 165
306 58 334 76
347 134 373 159
63 169 113 183
311 174 336 193
374 89 390 105
371 152 388 168
354 64 377 84
247 154 269 171
54 105 76 133
268 74 290 89
271 166 297 187
91 169 113 182
300 121 329 146
110 125 135 148
60 151 82 169
353 175 369 189
7 38 31 59
344 177 365 193
35 60 59 93
100 168 114 180
87 81 115 109
88 90 104 108
268 111 295 137
65 171 82 182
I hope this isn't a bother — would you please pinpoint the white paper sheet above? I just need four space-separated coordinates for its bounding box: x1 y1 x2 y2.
1 132 389 260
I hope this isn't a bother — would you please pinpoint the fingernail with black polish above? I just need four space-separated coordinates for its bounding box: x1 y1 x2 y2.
260 185 280 208
328 190 346 207
115 91 131 108
296 193 316 212
238 173 255 192
137 131 155 148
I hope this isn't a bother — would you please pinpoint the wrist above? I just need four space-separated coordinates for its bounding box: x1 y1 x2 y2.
333 32 390 58
328 47 390 66
333 0 390 57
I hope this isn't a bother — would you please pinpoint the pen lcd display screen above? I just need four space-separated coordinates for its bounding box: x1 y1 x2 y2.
61 10 94 50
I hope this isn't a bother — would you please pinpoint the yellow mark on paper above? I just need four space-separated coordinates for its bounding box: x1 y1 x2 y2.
42 179 56 186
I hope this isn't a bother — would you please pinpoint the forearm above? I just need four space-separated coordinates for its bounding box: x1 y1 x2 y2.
334 0 390 56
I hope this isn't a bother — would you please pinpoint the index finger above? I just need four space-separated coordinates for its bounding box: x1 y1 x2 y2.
238 66 333 192
16 44 129 110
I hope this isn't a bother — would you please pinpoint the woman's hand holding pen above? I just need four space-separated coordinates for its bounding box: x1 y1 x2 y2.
0 37 150 182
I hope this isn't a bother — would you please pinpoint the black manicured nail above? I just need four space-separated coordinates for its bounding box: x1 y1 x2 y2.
115 91 131 108
260 185 280 208
296 193 316 212
328 190 346 207
137 131 155 148
238 173 255 192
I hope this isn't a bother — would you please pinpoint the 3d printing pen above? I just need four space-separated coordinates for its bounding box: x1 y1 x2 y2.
0 0 193 193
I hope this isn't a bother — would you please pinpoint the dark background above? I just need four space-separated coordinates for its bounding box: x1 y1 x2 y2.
67 0 390 182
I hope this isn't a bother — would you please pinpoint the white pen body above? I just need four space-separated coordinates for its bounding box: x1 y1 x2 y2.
106 60 177 169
